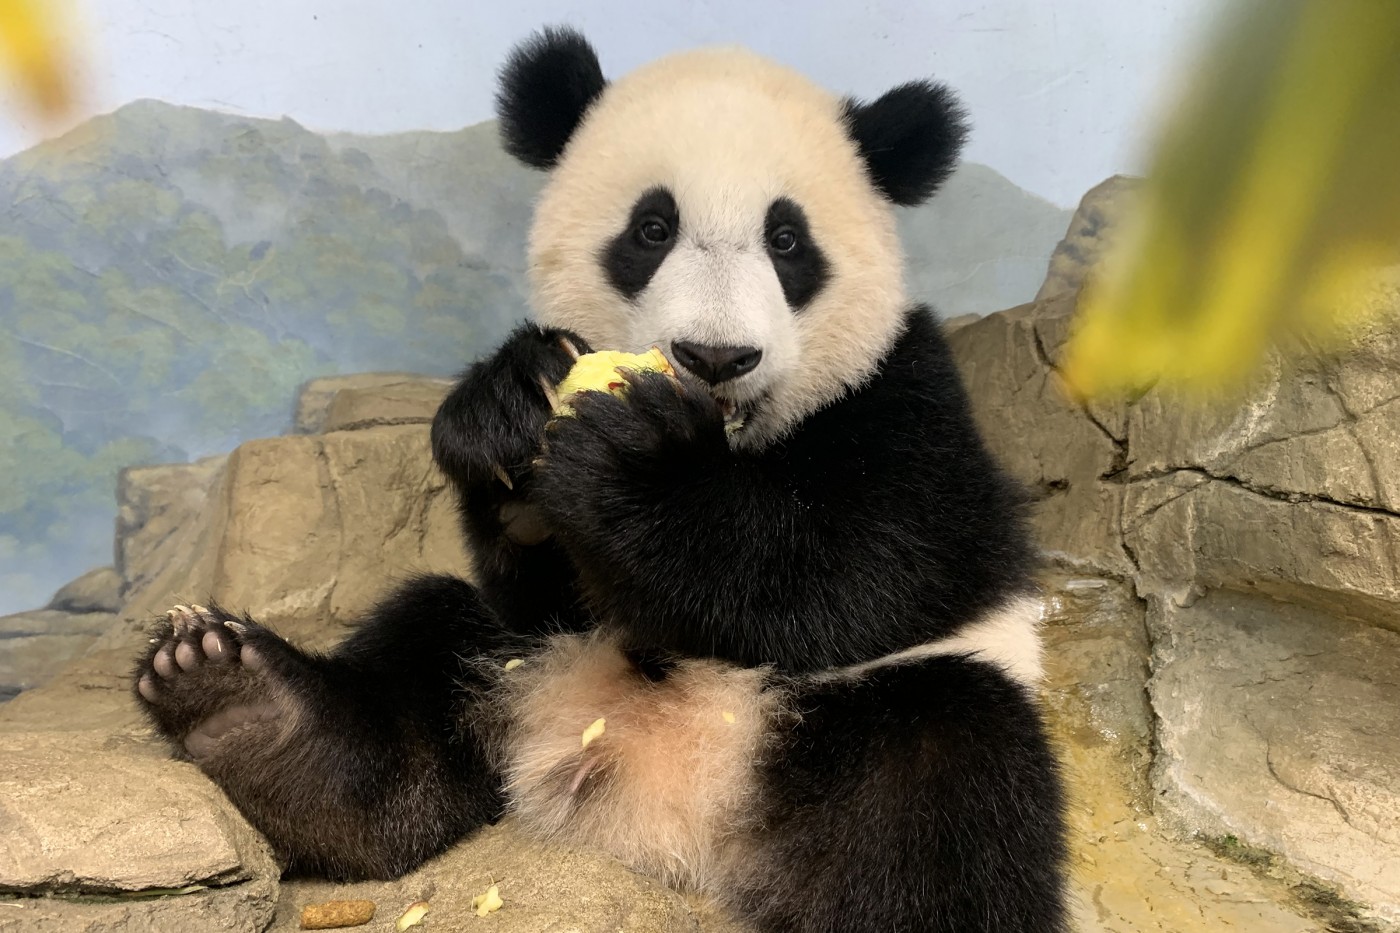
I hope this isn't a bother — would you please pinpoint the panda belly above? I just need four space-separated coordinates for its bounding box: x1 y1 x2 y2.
487 596 1050 915
493 631 783 891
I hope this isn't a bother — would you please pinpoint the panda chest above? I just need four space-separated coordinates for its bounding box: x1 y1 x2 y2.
497 634 777 890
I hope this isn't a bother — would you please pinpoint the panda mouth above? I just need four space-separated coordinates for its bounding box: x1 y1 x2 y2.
715 393 763 435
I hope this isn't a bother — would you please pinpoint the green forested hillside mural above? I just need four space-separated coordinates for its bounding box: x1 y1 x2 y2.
1 99 1069 614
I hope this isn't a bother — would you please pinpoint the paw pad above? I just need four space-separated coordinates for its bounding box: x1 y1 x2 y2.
135 602 284 755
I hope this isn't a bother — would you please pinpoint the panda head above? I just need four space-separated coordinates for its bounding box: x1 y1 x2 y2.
497 27 968 448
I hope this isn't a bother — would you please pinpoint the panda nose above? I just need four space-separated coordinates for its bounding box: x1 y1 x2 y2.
670 341 763 385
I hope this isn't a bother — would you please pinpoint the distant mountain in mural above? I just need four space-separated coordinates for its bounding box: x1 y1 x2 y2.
900 163 1072 318
1 99 1070 614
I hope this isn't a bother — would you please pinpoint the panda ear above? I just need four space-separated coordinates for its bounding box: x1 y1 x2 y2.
843 81 969 206
496 26 607 170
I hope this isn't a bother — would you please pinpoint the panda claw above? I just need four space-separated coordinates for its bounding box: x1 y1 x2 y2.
567 755 602 796
537 374 561 410
223 619 249 637
492 463 514 490
558 335 581 360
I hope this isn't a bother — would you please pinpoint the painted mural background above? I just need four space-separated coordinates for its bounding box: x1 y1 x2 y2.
0 1 1215 613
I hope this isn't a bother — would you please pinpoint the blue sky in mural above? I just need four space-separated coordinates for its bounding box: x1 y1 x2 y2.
1 0 1221 207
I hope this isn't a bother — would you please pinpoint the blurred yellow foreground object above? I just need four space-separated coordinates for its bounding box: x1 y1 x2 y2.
0 0 74 116
1062 0 1400 400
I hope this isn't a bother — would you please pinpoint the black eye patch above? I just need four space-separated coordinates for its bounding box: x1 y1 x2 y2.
602 187 679 299
765 198 829 310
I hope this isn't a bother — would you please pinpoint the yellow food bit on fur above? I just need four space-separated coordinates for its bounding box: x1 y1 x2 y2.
722 711 736 724
554 348 674 416
581 717 606 748
300 899 376 929
503 658 524 671
470 884 503 917
395 901 430 931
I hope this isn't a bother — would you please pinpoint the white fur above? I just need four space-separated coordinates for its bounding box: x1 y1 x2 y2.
635 244 796 411
827 596 1046 688
528 47 911 448
490 632 783 893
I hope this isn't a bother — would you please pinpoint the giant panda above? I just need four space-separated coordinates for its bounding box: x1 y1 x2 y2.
134 26 1068 932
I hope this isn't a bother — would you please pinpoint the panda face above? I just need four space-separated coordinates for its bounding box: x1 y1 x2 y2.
594 183 826 433
501 32 968 448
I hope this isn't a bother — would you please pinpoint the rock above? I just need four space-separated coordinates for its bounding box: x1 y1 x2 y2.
0 886 276 933
1037 572 1332 933
0 611 116 702
118 425 469 647
116 456 228 603
293 373 449 435
940 312 981 333
1125 275 1400 518
1035 175 1142 302
273 821 743 933
947 196 1400 924
1124 472 1400 630
0 731 278 932
47 567 124 614
947 295 1133 576
0 610 115 639
320 378 452 433
0 622 171 737
1148 590 1400 924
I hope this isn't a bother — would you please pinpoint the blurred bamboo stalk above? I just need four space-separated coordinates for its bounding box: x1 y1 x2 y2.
1062 0 1400 401
0 0 76 117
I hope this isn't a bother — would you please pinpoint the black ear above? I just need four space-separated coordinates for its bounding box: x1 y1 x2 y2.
843 81 969 206
495 26 607 169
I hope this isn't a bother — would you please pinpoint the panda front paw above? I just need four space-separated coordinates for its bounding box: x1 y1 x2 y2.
532 370 726 531
431 324 592 495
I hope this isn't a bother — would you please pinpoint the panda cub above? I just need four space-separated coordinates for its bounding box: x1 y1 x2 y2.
134 27 1068 933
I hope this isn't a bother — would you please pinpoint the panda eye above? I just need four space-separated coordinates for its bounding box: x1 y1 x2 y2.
638 217 671 246
769 227 798 254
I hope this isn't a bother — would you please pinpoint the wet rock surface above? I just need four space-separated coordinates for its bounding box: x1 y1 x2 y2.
949 184 1400 926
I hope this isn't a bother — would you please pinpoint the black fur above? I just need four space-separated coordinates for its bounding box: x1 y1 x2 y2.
532 307 1036 672
843 80 970 206
132 580 521 880
740 657 1067 932
430 322 594 635
765 196 830 310
603 187 679 299
495 26 606 169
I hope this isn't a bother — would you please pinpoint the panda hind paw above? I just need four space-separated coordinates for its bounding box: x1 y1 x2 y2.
134 604 300 760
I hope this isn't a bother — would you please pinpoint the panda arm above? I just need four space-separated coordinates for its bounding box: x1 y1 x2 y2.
532 356 1030 671
430 323 595 635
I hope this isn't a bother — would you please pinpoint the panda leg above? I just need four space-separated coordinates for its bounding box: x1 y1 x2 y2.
734 656 1069 933
133 575 516 881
